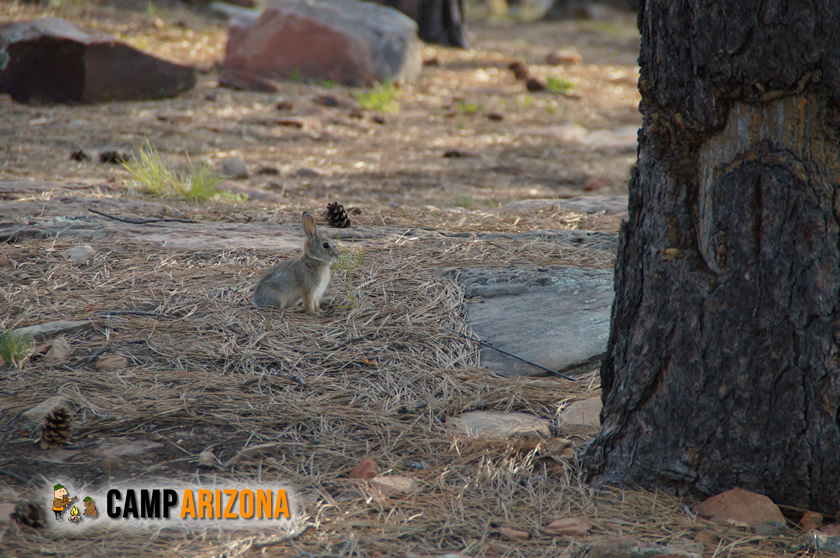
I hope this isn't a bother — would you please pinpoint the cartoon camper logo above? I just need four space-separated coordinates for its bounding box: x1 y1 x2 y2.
51 484 97 526
52 484 76 521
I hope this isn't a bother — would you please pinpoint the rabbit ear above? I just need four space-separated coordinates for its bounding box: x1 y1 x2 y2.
302 212 316 237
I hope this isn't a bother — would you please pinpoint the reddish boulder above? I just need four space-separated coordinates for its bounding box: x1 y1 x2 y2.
0 17 195 104
219 0 423 90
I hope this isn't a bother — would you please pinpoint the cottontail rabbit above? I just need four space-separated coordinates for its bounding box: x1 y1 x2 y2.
253 212 340 312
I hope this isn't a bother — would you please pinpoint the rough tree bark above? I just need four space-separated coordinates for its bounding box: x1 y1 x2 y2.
375 0 468 48
584 0 840 514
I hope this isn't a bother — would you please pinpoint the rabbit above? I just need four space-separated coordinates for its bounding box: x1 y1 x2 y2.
253 211 340 312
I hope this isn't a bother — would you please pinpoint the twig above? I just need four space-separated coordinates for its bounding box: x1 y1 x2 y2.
88 208 198 224
443 325 578 381
253 524 311 548
96 310 171 318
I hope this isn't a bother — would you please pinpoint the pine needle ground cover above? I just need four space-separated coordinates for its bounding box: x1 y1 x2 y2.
0 229 800 557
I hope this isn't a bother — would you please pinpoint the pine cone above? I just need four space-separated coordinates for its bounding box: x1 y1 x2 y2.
40 407 72 449
11 501 47 529
324 201 351 228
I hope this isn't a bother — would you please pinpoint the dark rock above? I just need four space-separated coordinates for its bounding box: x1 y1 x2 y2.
219 0 423 89
99 151 129 164
0 17 196 104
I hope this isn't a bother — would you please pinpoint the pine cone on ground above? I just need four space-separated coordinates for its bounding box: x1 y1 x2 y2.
11 501 47 529
324 201 352 228
40 407 72 449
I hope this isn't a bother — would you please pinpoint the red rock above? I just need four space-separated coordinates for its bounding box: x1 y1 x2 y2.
694 488 785 527
545 516 593 537
801 511 824 531
219 0 423 89
546 49 583 66
583 176 611 192
0 17 195 104
349 458 379 479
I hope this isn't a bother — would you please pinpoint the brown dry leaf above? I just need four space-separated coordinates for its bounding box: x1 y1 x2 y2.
349 457 379 479
498 526 530 541
95 354 128 371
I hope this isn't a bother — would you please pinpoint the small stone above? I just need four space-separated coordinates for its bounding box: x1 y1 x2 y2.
486 112 504 122
546 49 582 66
526 77 546 92
545 516 592 537
221 155 250 179
294 167 322 178
198 449 218 468
217 181 287 203
21 397 70 424
583 176 610 192
811 531 840 553
369 475 419 497
499 526 530 541
508 60 529 81
447 411 551 440
349 458 379 479
95 354 128 371
694 487 785 528
313 94 341 107
556 397 602 434
801 511 824 531
62 244 96 262
820 523 840 535
43 337 71 364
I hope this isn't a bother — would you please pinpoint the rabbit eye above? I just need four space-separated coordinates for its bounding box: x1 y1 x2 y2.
322 242 331 249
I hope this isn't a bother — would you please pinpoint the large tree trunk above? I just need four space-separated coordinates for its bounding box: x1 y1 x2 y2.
375 0 468 48
584 0 840 513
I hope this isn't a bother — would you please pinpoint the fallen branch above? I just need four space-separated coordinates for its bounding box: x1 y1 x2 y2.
88 208 198 224
96 310 171 318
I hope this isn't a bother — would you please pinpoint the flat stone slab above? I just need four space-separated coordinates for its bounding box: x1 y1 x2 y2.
447 411 551 440
452 266 614 377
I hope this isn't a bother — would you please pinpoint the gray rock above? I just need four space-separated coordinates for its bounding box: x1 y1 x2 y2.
491 197 628 217
219 0 423 89
556 396 602 434
18 396 71 438
62 244 95 262
447 411 551 440
21 396 71 423
43 336 72 364
0 17 195 104
220 155 250 179
449 266 613 377
13 320 91 339
810 532 840 553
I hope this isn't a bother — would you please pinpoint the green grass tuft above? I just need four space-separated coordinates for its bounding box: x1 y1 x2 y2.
456 100 484 115
546 76 576 95
0 331 30 367
454 193 476 208
122 141 228 202
354 80 400 112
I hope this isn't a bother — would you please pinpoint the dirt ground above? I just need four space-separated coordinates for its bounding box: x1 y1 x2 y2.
0 2 814 557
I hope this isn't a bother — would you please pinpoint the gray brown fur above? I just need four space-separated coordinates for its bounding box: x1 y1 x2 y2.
252 212 340 312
